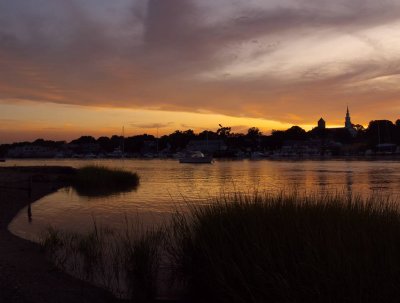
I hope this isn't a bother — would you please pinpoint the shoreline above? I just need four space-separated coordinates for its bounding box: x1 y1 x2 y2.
2 154 400 162
0 166 118 303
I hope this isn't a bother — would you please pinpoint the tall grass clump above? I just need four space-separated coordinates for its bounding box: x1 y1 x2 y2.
123 227 164 301
168 192 400 303
72 165 139 197
40 220 164 301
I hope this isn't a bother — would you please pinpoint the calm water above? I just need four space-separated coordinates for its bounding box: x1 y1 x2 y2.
7 159 400 241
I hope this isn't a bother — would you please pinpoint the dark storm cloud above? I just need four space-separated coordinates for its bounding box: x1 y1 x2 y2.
1 0 400 124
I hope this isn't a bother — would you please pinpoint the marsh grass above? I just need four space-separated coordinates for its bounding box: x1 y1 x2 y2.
123 226 164 301
168 191 400 303
71 165 140 197
40 219 164 301
42 191 400 302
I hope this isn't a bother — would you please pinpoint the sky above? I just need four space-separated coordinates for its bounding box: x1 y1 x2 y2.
1 0 400 142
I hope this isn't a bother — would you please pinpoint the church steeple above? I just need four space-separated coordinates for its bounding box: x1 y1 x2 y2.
345 106 352 129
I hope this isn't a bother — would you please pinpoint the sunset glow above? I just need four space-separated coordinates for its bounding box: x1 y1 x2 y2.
1 0 399 142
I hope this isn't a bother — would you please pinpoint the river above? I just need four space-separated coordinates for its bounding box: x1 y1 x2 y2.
6 159 400 241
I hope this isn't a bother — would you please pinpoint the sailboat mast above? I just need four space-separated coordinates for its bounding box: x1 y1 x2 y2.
156 126 159 155
122 126 125 158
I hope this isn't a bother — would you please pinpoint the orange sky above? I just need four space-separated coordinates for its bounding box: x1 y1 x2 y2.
1 0 399 143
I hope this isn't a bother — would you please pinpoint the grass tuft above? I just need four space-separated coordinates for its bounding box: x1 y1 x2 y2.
41 191 400 302
40 219 164 300
72 165 139 197
168 192 400 303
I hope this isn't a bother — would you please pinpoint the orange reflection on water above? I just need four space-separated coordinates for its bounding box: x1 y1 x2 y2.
7 159 400 241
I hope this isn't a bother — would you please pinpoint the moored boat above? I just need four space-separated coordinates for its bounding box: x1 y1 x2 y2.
179 151 213 164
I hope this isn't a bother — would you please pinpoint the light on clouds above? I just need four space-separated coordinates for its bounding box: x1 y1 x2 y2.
0 0 399 142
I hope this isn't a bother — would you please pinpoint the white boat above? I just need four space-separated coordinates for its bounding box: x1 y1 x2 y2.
179 151 213 164
250 151 269 159
84 153 97 159
107 147 125 158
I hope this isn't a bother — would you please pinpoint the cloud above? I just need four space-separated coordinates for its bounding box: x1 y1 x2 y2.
1 0 400 126
131 122 175 129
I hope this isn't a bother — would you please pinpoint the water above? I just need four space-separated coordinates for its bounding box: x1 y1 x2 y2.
7 159 400 242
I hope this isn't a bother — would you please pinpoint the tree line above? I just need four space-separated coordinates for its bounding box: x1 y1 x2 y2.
1 119 399 157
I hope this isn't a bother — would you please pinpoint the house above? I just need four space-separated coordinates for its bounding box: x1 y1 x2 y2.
186 140 227 153
7 145 58 158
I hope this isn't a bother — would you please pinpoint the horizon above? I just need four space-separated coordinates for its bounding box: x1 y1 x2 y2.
1 0 400 143
0 104 394 144
4 112 399 145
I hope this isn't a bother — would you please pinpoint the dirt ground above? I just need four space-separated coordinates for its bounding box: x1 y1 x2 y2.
0 166 119 303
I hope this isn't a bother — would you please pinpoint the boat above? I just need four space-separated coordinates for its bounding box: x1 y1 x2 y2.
250 151 269 159
107 147 125 158
179 151 213 164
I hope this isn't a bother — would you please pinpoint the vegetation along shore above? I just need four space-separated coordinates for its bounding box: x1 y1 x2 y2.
1 118 400 159
3 165 400 302
41 190 400 303
0 165 138 303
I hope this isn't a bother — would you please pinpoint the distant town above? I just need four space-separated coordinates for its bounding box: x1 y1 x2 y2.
1 108 400 159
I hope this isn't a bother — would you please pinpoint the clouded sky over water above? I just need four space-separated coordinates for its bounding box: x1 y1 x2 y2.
1 0 400 141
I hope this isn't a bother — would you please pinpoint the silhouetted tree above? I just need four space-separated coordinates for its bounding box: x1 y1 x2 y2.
366 120 396 146
246 127 262 150
4 118 399 158
247 127 262 138
30 139 65 148
331 129 354 144
268 130 286 149
217 124 231 138
124 134 155 153
396 120 400 144
167 130 195 151
284 126 307 141
198 130 218 141
70 136 96 145
0 144 10 157
97 136 113 152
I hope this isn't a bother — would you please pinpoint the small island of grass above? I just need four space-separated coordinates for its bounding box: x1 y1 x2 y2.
72 165 140 197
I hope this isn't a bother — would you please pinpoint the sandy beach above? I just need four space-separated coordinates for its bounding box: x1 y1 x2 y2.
0 166 118 303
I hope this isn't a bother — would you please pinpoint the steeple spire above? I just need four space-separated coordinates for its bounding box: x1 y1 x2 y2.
345 106 352 128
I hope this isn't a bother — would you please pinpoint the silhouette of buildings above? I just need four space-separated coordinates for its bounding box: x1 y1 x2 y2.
317 106 357 137
187 140 227 153
345 106 352 129
318 118 326 129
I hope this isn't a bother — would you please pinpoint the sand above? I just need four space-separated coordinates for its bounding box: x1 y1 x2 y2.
0 166 119 303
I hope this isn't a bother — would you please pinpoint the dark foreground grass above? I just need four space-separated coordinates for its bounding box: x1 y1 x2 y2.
72 165 140 197
42 192 400 302
169 192 400 303
41 220 163 300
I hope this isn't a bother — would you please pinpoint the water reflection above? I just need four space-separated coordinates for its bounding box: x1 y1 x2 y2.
345 170 353 196
7 159 400 241
72 182 139 198
368 167 395 192
317 168 328 188
27 203 32 223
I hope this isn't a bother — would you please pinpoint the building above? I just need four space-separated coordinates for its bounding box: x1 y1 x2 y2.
318 118 326 129
186 139 227 153
345 106 352 129
7 145 58 158
317 107 357 137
